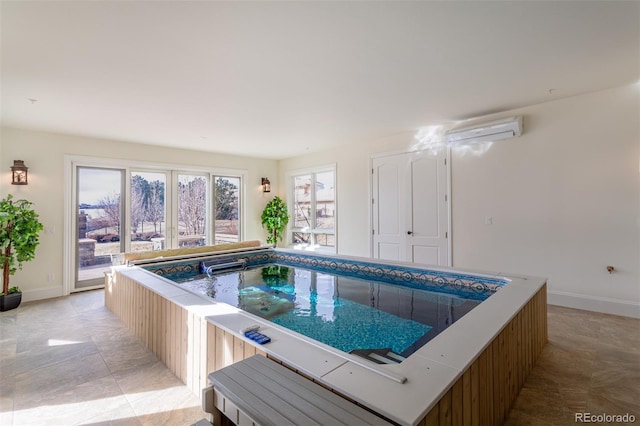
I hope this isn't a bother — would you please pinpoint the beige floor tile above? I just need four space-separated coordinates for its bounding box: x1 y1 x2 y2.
2 290 638 426
138 406 207 426
506 304 640 425
13 352 112 410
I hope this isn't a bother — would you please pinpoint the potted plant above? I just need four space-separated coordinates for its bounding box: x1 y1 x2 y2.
261 196 289 246
0 194 44 311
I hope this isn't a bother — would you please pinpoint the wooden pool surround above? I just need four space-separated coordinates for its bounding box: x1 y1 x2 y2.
105 268 547 426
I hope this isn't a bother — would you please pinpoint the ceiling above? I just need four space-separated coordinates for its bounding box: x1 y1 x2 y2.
1 1 638 160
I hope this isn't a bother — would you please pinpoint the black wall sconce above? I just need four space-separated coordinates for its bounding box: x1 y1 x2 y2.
11 160 28 185
261 177 271 193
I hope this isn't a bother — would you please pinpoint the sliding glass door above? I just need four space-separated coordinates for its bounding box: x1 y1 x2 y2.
130 171 167 251
177 173 208 247
214 176 240 244
76 167 124 289
68 157 245 293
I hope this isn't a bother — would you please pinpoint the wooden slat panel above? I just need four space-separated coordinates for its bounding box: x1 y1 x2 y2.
438 388 452 426
167 301 175 373
186 311 195 391
510 318 517 405
244 342 256 358
143 287 148 345
134 281 140 337
462 368 472 426
451 376 463 426
181 306 188 382
165 298 171 366
152 292 158 355
424 404 439 426
215 325 225 370
233 336 245 363
199 317 208 392
470 357 480 425
516 310 522 392
207 322 216 375
497 330 506 423
476 350 486 426
223 331 234 367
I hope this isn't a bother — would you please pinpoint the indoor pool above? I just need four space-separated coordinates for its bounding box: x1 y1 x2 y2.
110 246 546 425
166 262 483 360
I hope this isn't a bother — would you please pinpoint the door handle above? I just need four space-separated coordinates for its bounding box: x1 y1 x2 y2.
407 231 413 235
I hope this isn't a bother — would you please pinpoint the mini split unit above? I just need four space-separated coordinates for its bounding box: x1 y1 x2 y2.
444 116 523 147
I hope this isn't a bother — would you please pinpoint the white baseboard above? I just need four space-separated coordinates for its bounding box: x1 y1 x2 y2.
548 290 640 319
22 286 64 303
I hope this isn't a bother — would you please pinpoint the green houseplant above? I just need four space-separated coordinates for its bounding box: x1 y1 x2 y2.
0 194 44 311
261 196 289 246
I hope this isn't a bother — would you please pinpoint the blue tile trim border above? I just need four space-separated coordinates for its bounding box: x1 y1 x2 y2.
269 251 506 298
142 248 507 299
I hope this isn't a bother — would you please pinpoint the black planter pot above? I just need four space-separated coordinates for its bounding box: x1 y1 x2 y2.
0 292 22 312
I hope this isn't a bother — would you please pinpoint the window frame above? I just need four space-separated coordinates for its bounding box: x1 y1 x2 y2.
64 155 246 294
286 164 337 253
212 174 243 245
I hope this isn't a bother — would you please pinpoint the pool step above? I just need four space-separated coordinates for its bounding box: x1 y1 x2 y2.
349 348 406 364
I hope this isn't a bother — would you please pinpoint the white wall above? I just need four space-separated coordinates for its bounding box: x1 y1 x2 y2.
279 83 640 317
2 84 638 316
452 84 639 317
0 127 278 301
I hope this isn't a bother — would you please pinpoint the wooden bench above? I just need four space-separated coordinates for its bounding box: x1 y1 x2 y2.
203 355 394 426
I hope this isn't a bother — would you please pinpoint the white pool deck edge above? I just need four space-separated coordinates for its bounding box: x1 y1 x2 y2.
115 255 546 426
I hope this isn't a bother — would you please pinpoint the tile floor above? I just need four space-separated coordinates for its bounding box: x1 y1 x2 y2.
506 304 640 425
1 290 638 425
0 290 205 425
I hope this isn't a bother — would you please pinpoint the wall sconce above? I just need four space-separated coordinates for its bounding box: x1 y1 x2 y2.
11 160 28 185
261 177 271 193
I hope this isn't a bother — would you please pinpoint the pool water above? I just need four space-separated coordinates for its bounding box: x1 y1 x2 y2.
170 264 481 358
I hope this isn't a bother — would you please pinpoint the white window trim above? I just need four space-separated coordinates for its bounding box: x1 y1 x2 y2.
63 154 247 295
285 163 337 254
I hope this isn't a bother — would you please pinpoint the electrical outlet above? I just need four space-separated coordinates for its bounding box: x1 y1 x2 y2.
47 273 55 282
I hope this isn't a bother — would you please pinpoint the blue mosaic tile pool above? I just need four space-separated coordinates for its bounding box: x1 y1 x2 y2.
157 259 487 357
144 249 507 300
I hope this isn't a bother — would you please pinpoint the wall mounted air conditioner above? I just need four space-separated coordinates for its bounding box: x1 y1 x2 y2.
444 116 523 147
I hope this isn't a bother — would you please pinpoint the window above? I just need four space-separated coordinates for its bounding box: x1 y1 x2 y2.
130 171 166 252
290 166 336 252
67 156 245 291
177 173 208 248
214 176 241 244
76 167 124 287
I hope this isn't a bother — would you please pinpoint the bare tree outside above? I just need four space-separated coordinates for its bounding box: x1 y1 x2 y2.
130 172 166 251
77 170 243 276
130 175 147 234
147 179 165 233
178 175 207 246
98 193 121 234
